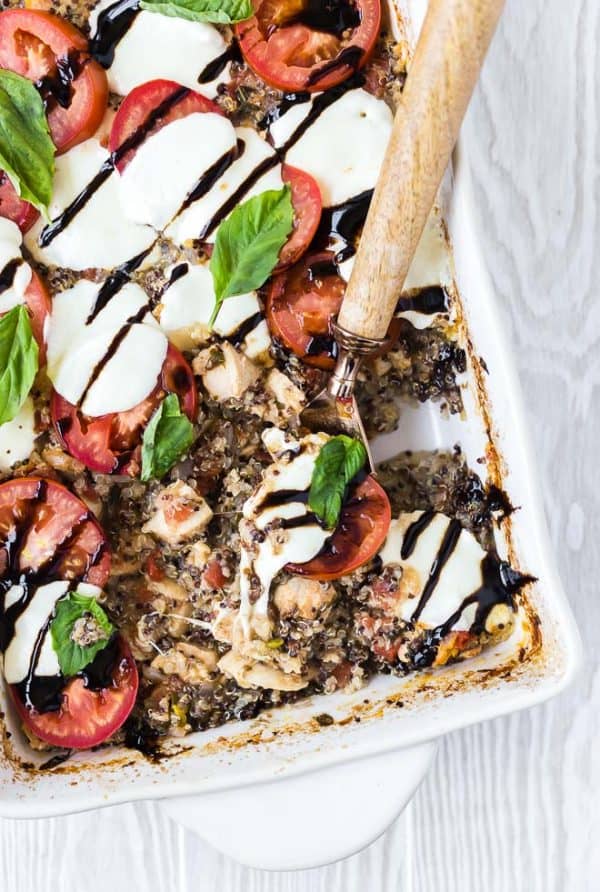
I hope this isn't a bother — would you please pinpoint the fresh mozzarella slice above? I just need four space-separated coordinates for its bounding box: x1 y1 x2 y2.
402 214 453 291
46 279 167 416
234 432 330 640
0 398 36 471
25 139 155 271
89 2 231 98
3 581 103 684
118 113 237 230
269 88 393 207
159 262 271 359
167 127 282 246
379 512 491 631
0 218 32 312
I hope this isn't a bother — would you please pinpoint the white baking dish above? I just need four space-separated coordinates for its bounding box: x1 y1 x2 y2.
0 0 581 869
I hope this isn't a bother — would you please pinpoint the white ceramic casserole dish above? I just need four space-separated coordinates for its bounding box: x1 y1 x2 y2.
0 0 581 869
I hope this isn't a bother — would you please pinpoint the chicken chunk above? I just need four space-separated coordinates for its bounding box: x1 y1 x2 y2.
265 369 306 418
273 577 336 620
193 342 260 401
143 481 213 545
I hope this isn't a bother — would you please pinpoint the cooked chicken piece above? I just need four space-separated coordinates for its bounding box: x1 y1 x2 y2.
218 647 308 692
143 481 213 545
152 642 218 684
193 343 260 401
265 369 305 418
185 541 212 571
273 577 336 620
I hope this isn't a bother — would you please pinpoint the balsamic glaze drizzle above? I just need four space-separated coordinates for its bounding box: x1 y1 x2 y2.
395 286 449 316
0 258 23 295
197 43 240 84
35 51 85 113
289 0 361 37
306 45 365 87
89 0 141 69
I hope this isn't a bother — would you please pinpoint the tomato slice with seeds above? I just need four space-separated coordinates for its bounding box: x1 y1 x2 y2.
287 475 391 580
10 636 138 749
0 476 110 585
277 164 322 270
0 175 39 234
0 8 108 153
51 344 197 476
236 0 381 93
109 79 223 172
266 250 345 369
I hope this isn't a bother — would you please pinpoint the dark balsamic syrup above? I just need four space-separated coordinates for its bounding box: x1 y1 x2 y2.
307 45 365 87
410 519 462 622
401 510 435 560
90 0 141 69
291 0 361 37
197 43 241 84
0 258 23 295
35 51 84 113
395 286 449 316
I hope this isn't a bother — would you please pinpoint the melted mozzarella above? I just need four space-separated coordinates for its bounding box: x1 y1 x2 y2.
167 127 283 246
235 432 330 640
379 512 488 631
25 139 156 270
3 582 102 684
159 262 270 358
402 215 452 291
269 88 393 207
47 279 167 416
119 113 237 230
0 218 32 312
0 398 36 471
89 2 230 98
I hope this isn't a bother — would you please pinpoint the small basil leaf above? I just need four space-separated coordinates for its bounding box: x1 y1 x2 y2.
0 70 55 217
50 592 114 678
308 435 368 530
140 0 252 24
141 392 195 481
209 186 294 327
0 304 39 425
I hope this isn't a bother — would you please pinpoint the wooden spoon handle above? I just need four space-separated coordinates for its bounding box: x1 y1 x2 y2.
336 0 505 340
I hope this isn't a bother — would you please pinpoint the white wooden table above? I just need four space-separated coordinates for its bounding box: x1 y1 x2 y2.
1 0 594 888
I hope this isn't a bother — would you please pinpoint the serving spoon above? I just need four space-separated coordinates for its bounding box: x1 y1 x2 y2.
300 0 505 468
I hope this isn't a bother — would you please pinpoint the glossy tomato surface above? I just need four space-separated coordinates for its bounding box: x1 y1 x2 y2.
236 0 381 93
287 475 391 580
22 269 51 361
0 476 110 585
10 637 138 749
109 79 223 171
0 174 39 233
52 344 197 476
0 8 108 153
266 250 345 369
277 164 322 270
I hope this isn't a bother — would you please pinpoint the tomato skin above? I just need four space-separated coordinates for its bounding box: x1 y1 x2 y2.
287 476 391 580
51 344 197 476
109 79 223 172
22 270 51 362
0 175 39 233
266 251 345 369
236 0 381 93
277 164 322 271
0 476 111 586
0 9 108 154
10 637 138 749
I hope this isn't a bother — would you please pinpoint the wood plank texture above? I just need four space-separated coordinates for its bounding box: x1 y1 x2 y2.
0 0 595 889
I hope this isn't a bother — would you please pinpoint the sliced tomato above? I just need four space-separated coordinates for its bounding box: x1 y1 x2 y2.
21 270 51 362
10 636 138 749
0 8 108 153
0 174 39 233
277 164 322 270
236 0 381 93
109 79 223 172
52 344 197 476
287 476 391 580
0 477 110 585
266 250 345 369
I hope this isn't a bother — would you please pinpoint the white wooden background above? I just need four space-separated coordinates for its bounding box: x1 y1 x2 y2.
1 0 595 888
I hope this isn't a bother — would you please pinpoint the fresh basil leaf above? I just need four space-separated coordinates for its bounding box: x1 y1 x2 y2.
209 186 294 327
50 591 114 678
141 393 195 481
308 435 367 530
140 0 252 24
0 304 39 425
0 70 55 217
